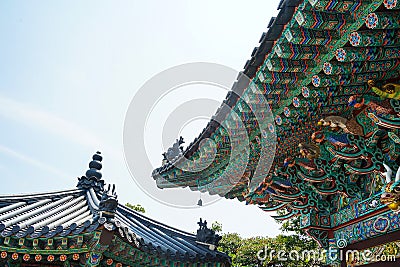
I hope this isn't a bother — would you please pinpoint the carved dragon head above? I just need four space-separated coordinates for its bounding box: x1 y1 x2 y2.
99 184 118 218
380 163 400 212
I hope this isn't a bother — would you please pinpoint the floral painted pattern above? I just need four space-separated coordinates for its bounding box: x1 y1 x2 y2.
302 86 310 98
283 107 290 117
264 123 275 137
275 115 282 125
312 75 321 87
293 97 300 107
267 123 275 133
384 0 397 9
323 62 332 75
365 13 378 29
261 129 268 138
335 48 346 62
349 32 361 46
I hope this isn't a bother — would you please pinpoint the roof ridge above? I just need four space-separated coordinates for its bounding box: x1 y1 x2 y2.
0 188 83 200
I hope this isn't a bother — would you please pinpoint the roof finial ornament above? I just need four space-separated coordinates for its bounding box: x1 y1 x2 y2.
77 151 105 192
195 218 221 250
86 151 103 180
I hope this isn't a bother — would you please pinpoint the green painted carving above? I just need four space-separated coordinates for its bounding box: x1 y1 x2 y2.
369 80 400 100
85 230 109 267
151 0 400 251
306 229 329 248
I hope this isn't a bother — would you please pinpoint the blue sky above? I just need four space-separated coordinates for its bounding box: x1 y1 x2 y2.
0 0 283 237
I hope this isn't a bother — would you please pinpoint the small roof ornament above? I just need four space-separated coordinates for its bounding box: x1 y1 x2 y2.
99 184 118 219
195 218 221 250
85 151 103 180
163 136 185 163
77 151 105 192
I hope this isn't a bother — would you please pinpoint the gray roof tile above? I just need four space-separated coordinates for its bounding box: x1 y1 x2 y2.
0 152 230 264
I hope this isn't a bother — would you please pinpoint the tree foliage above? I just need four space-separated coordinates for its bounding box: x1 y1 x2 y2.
211 221 223 233
279 216 302 235
125 203 146 213
276 210 304 236
216 222 321 267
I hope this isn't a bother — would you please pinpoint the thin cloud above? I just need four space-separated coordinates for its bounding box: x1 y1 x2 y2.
0 95 102 148
0 144 72 179
0 94 120 158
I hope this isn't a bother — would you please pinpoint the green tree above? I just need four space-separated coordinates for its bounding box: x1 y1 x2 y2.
215 220 321 267
125 203 146 213
211 221 223 233
276 210 308 238
267 235 320 267
218 233 242 264
234 236 272 267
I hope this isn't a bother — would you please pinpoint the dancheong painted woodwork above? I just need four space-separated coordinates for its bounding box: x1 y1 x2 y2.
152 0 400 266
0 152 230 267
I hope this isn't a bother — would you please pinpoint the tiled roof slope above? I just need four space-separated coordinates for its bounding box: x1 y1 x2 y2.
0 152 230 265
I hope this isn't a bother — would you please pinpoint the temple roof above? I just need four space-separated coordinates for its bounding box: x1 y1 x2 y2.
0 152 230 265
152 0 400 219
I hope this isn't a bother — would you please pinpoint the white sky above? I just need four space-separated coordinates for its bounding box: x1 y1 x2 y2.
0 0 283 237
